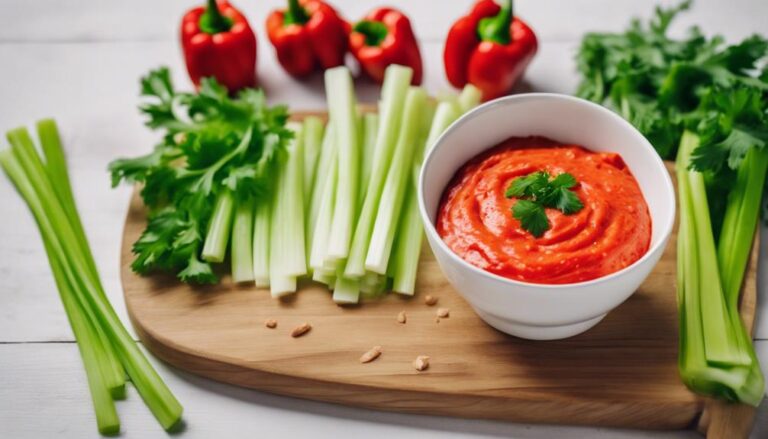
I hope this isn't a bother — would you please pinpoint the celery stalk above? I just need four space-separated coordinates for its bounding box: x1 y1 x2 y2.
7 128 126 397
231 198 255 283
202 190 234 263
344 66 413 277
309 150 338 271
4 149 121 435
269 123 306 296
302 116 325 201
332 274 361 304
48 245 121 435
390 170 423 295
718 147 768 306
365 87 428 274
1 141 183 430
676 131 763 406
252 199 271 287
324 67 359 261
358 113 379 206
306 125 336 264
679 133 744 365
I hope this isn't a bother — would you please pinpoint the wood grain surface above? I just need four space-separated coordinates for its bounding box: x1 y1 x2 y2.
120 136 759 436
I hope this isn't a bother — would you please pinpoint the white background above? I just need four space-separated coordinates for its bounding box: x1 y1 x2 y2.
0 0 766 437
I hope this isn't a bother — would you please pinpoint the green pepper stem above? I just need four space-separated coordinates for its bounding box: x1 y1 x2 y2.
284 0 310 26
354 20 388 47
478 0 513 45
200 0 233 35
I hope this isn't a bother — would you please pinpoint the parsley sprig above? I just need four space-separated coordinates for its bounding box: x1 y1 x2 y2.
109 67 292 283
505 171 584 237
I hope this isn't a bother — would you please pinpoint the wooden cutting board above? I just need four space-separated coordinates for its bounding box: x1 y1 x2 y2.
120 113 760 437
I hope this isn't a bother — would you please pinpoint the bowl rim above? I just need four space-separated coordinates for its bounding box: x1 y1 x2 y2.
417 92 676 291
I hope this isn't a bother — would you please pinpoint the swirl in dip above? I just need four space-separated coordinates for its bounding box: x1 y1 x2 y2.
436 136 652 284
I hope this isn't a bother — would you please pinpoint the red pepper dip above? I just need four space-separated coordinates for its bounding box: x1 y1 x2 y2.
436 137 652 284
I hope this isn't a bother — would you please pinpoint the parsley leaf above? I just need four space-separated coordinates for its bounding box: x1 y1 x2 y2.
506 171 584 237
512 200 550 238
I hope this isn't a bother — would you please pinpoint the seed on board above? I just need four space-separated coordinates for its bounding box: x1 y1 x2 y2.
436 308 450 318
265 319 278 329
424 295 438 306
397 311 407 324
360 346 383 363
291 322 312 338
413 355 430 371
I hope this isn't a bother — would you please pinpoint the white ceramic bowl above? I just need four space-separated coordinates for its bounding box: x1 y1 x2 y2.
418 93 675 340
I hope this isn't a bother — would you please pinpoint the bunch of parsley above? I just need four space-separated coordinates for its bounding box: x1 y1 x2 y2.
576 1 768 405
109 68 291 283
576 0 767 159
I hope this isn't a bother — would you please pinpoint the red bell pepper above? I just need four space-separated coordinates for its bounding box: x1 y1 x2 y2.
444 0 537 101
181 0 257 92
266 0 350 77
349 8 423 85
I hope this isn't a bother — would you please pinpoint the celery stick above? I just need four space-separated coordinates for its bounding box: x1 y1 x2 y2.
302 116 325 201
202 190 234 263
7 128 126 397
716 147 768 403
23 166 121 435
345 66 413 277
269 122 305 296
676 143 752 401
306 125 336 263
49 247 121 435
285 122 306 276
458 84 482 113
231 198 255 283
1 147 183 430
252 199 271 287
680 133 746 366
358 113 379 205
36 120 100 280
324 67 359 261
309 142 338 270
718 147 768 306
390 174 422 295
365 87 428 274
390 98 468 295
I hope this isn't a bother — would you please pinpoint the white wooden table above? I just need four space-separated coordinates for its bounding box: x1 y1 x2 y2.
1 1 766 437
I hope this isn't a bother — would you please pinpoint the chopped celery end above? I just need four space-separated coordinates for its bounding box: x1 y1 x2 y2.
333 275 360 304
270 276 297 297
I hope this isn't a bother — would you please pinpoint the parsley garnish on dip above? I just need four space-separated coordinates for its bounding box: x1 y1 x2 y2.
505 170 584 237
436 136 652 284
